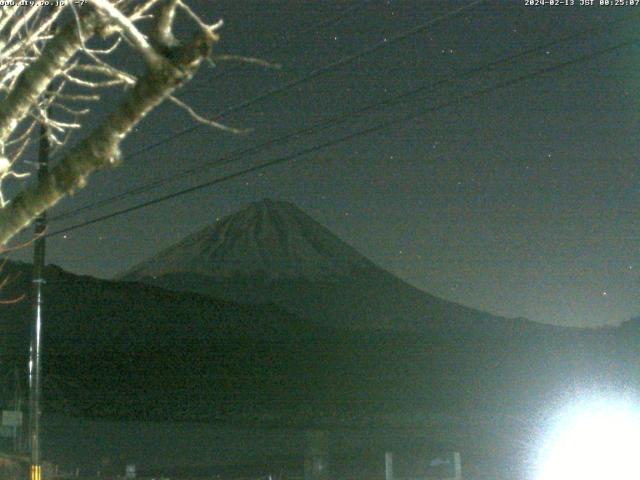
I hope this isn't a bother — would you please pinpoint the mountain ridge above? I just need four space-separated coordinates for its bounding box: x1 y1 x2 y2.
3 256 640 480
122 199 543 333
122 199 376 282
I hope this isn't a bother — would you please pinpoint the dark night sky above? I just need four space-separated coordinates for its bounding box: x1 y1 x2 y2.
8 0 640 328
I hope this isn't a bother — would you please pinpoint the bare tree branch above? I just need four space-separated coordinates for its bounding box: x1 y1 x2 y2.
0 1 235 247
211 54 281 70
154 0 179 48
0 27 218 245
90 0 164 67
169 95 246 133
0 10 101 146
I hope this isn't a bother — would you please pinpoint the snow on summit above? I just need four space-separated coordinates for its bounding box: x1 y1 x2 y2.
122 199 522 332
123 199 374 281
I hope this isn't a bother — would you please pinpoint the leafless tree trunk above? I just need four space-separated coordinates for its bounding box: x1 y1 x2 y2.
0 0 227 247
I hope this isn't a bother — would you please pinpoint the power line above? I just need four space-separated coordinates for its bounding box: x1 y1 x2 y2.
48 0 485 167
205 1 371 82
50 12 640 223
48 3 369 217
46 37 638 239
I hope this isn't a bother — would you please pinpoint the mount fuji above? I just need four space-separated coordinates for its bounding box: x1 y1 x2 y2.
0 201 637 463
122 199 529 333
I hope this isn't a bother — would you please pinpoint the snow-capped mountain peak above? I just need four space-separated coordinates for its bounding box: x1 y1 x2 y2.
123 199 374 282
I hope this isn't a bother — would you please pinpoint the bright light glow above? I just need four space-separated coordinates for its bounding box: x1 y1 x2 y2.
537 399 640 480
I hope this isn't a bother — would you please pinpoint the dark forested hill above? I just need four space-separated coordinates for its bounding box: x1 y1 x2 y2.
1 259 638 428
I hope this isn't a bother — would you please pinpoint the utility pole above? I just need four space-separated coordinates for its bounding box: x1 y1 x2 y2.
29 116 49 480
13 367 23 454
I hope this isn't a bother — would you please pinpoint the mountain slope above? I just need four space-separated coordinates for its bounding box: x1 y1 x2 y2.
0 261 332 421
4 259 632 426
0 261 313 356
123 199 374 281
3 260 640 480
122 199 532 333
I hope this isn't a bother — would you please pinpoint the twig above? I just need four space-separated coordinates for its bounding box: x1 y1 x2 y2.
210 54 281 70
169 95 247 134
